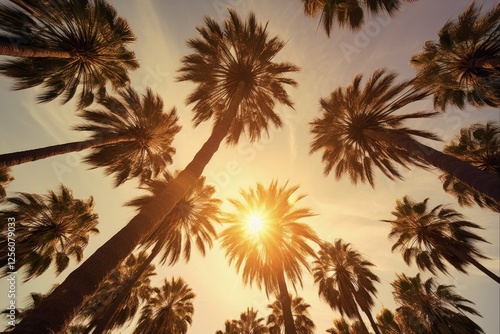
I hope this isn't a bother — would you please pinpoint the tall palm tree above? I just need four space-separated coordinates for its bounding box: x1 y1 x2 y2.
383 196 500 283
300 0 417 36
0 185 98 281
219 181 320 334
0 167 14 200
133 277 195 334
88 173 220 334
0 0 139 109
73 251 155 334
313 240 381 334
267 295 315 334
12 10 299 334
392 273 484 334
309 68 500 204
411 2 500 110
0 87 181 186
439 122 500 212
217 307 269 334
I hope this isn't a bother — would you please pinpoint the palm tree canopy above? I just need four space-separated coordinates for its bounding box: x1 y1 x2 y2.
74 251 155 332
309 68 438 187
410 2 500 110
313 239 380 319
326 318 365 334
126 172 221 265
267 295 315 334
177 9 300 144
440 122 500 211
301 0 418 36
392 273 484 334
0 185 99 281
74 86 181 186
224 307 269 334
383 195 490 275
133 276 195 334
375 308 401 334
0 0 139 109
219 180 320 296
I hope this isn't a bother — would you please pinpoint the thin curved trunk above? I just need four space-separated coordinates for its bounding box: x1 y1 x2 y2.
276 269 298 334
0 41 72 58
353 307 370 334
12 82 246 334
364 310 381 334
0 137 133 168
447 246 500 284
364 129 500 204
91 241 162 334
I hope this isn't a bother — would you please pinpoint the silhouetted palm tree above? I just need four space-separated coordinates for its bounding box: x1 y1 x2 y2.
411 2 500 110
300 0 417 36
326 318 365 334
12 10 299 334
87 173 220 333
0 167 13 200
0 0 139 108
392 273 484 333
439 122 500 212
133 277 195 334
383 196 500 283
313 240 380 334
74 251 155 334
219 181 320 334
0 87 181 186
0 185 98 281
309 68 500 203
375 308 401 334
219 307 269 334
267 295 315 334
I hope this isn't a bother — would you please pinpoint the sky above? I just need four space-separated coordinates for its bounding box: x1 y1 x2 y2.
0 0 499 333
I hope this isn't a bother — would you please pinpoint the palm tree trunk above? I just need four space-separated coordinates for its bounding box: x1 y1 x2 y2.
91 241 162 334
11 82 246 334
0 41 72 58
0 137 133 168
364 129 500 204
448 247 500 284
354 307 370 334
276 269 298 334
364 310 381 334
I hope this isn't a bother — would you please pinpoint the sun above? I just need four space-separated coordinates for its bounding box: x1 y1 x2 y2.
246 212 265 236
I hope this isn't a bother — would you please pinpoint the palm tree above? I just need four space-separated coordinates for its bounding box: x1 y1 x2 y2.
383 196 500 284
88 173 220 334
0 0 139 109
133 277 195 334
313 240 381 334
439 122 500 212
217 307 269 334
0 185 98 281
375 308 401 334
0 167 14 200
0 87 181 186
72 251 154 334
410 2 500 110
267 295 315 334
12 10 299 333
392 273 484 334
300 0 417 36
215 320 239 334
326 318 365 334
219 181 320 334
309 68 500 204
